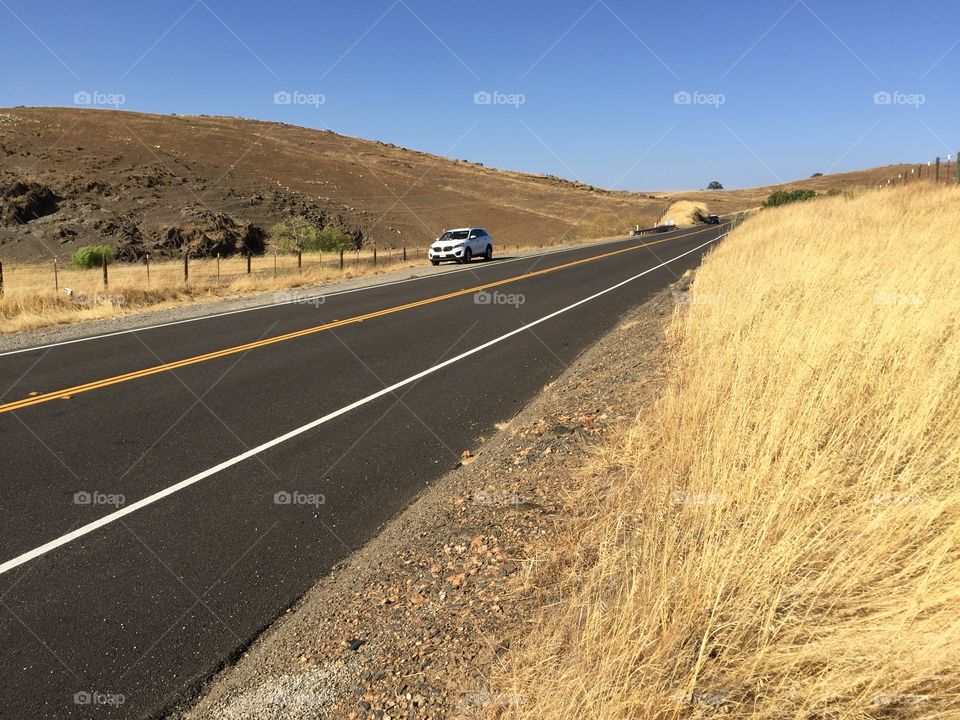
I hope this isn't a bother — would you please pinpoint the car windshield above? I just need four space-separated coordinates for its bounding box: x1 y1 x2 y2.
440 230 469 242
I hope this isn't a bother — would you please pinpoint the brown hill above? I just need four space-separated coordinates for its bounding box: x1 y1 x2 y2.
0 107 915 262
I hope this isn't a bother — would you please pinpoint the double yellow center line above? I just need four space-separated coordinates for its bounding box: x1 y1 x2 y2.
0 228 711 415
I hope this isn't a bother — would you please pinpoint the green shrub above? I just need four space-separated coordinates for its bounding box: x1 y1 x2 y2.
270 216 320 252
270 216 354 252
70 245 113 269
316 226 353 251
763 189 819 208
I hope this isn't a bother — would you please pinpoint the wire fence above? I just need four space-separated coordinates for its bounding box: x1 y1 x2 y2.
0 238 584 299
0 246 424 298
877 152 960 188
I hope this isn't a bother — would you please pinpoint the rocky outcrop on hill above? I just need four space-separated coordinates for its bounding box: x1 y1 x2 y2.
151 212 266 259
100 215 147 261
1 180 59 225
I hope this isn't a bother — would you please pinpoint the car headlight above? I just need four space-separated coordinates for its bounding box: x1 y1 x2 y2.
453 242 465 248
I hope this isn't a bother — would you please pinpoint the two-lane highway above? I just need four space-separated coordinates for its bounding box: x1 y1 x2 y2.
0 223 726 718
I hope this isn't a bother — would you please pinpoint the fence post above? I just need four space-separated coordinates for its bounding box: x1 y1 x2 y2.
403 245 407 261
145 254 150 285
340 248 344 269
102 253 109 287
0 260 4 297
273 250 277 278
298 249 302 272
183 253 189 283
373 246 377 265
956 152 960 184
247 252 252 274
53 258 59 291
216 253 221 286
935 157 941 183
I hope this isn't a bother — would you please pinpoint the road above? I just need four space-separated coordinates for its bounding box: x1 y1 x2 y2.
0 223 726 718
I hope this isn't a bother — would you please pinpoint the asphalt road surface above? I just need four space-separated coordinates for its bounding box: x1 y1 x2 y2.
0 223 727 719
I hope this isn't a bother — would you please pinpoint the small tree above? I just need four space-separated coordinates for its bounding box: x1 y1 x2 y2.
270 216 355 253
317 226 353 252
269 216 321 252
707 181 723 190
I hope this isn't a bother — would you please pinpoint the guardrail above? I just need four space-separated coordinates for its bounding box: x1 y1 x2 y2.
629 224 676 237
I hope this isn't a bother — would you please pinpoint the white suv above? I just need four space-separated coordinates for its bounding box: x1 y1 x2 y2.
428 227 494 265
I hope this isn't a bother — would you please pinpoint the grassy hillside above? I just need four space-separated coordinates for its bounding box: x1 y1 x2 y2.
496 184 960 718
0 107 919 264
0 107 662 263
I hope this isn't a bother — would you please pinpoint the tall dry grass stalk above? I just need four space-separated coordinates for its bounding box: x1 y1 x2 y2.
498 184 960 718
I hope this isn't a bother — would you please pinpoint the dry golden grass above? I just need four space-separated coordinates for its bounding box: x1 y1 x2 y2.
0 249 424 334
659 200 709 227
497 184 960 718
0 236 591 335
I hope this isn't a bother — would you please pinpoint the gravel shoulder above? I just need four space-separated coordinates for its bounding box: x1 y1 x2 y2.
170 273 690 720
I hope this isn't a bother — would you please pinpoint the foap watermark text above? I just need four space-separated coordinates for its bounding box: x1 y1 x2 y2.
472 490 525 506
74 691 126 707
74 491 125 508
874 290 924 306
674 90 725 108
474 90 526 108
74 91 126 108
474 290 524 307
874 90 925 108
274 90 326 108
672 290 725 306
274 490 325 508
272 290 326 307
673 490 726 506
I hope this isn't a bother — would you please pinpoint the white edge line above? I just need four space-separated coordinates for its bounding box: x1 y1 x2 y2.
0 235 651 359
0 233 724 576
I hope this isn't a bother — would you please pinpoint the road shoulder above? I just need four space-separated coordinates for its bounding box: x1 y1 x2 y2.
170 272 689 720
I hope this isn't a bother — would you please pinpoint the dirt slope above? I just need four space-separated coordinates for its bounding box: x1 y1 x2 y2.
0 107 913 262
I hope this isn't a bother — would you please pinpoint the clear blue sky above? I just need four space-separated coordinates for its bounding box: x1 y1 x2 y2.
2 0 958 189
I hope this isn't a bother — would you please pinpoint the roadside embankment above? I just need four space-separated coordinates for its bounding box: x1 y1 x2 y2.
173 260 687 720
496 184 960 718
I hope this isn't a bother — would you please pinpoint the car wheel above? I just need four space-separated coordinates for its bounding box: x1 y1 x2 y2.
430 259 440 266
461 248 472 264
483 245 492 261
